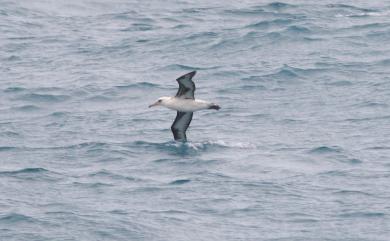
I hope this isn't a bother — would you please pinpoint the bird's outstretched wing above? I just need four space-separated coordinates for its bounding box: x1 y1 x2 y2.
175 71 196 99
171 111 193 141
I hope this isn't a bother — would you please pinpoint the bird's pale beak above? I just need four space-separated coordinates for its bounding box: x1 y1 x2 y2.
148 102 159 108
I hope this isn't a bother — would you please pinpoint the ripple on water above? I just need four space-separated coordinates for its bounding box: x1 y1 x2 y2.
185 31 218 40
72 181 114 188
0 131 20 137
333 190 372 196
0 167 48 175
340 158 363 165
3 87 26 93
224 2 294 16
121 23 158 32
327 4 377 13
308 146 343 154
266 2 295 10
133 140 257 154
14 105 41 111
246 19 292 29
0 213 36 223
86 95 113 102
326 80 353 86
65 142 108 150
18 93 70 103
115 82 160 89
88 170 141 182
0 146 18 152
319 170 349 177
169 179 191 185
285 25 312 34
161 64 220 71
0 167 62 182
49 111 70 117
355 101 388 108
337 211 385 218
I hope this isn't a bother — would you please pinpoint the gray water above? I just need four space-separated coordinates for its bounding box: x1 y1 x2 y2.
1 0 390 240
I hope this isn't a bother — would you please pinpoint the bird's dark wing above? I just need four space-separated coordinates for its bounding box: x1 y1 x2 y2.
175 71 196 99
171 111 193 141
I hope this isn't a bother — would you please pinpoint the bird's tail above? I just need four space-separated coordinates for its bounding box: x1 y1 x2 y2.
208 104 221 110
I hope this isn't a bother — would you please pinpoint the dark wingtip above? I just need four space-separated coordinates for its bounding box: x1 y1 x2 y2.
209 104 221 110
177 70 196 80
188 70 196 77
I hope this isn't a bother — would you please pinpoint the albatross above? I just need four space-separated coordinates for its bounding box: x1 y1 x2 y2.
149 71 220 142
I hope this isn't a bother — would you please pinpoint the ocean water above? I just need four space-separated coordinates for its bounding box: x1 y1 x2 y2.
1 0 390 240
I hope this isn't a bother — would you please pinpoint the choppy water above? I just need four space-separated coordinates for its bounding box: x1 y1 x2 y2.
1 0 390 240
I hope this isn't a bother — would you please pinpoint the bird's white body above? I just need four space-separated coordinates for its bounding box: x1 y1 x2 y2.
160 97 212 112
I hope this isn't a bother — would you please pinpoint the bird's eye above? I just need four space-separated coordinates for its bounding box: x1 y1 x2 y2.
158 100 162 102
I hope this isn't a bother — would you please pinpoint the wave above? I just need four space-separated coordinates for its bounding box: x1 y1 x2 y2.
0 167 61 182
49 111 70 117
347 23 389 31
224 2 295 16
286 25 311 33
224 8 266 16
120 23 159 32
326 4 377 13
240 66 304 84
365 146 390 150
3 142 113 152
346 158 363 164
345 115 390 123
115 82 160 89
366 30 390 40
182 31 218 41
325 80 353 86
181 7 216 14
239 84 267 90
102 11 141 20
3 86 26 93
354 101 388 108
169 179 191 185
260 65 301 81
252 26 313 42
88 170 140 182
133 140 257 154
0 131 20 137
0 213 36 223
319 170 349 176
172 24 189 29
308 146 343 154
65 141 109 150
14 104 41 111
72 181 114 188
0 168 49 176
161 64 219 71
333 190 372 196
0 146 17 151
18 93 70 103
86 95 112 102
337 211 385 218
266 2 295 10
376 58 390 66
246 19 292 29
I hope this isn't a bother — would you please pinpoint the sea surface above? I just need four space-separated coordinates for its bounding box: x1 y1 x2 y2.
1 0 390 240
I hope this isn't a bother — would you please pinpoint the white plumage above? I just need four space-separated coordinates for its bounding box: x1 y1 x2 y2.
150 96 214 112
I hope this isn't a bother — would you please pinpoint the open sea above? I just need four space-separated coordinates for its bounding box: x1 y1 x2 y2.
1 0 390 240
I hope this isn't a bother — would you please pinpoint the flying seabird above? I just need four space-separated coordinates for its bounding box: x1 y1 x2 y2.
149 71 220 142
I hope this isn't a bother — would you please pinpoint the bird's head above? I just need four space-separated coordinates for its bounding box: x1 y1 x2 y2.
148 97 170 108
